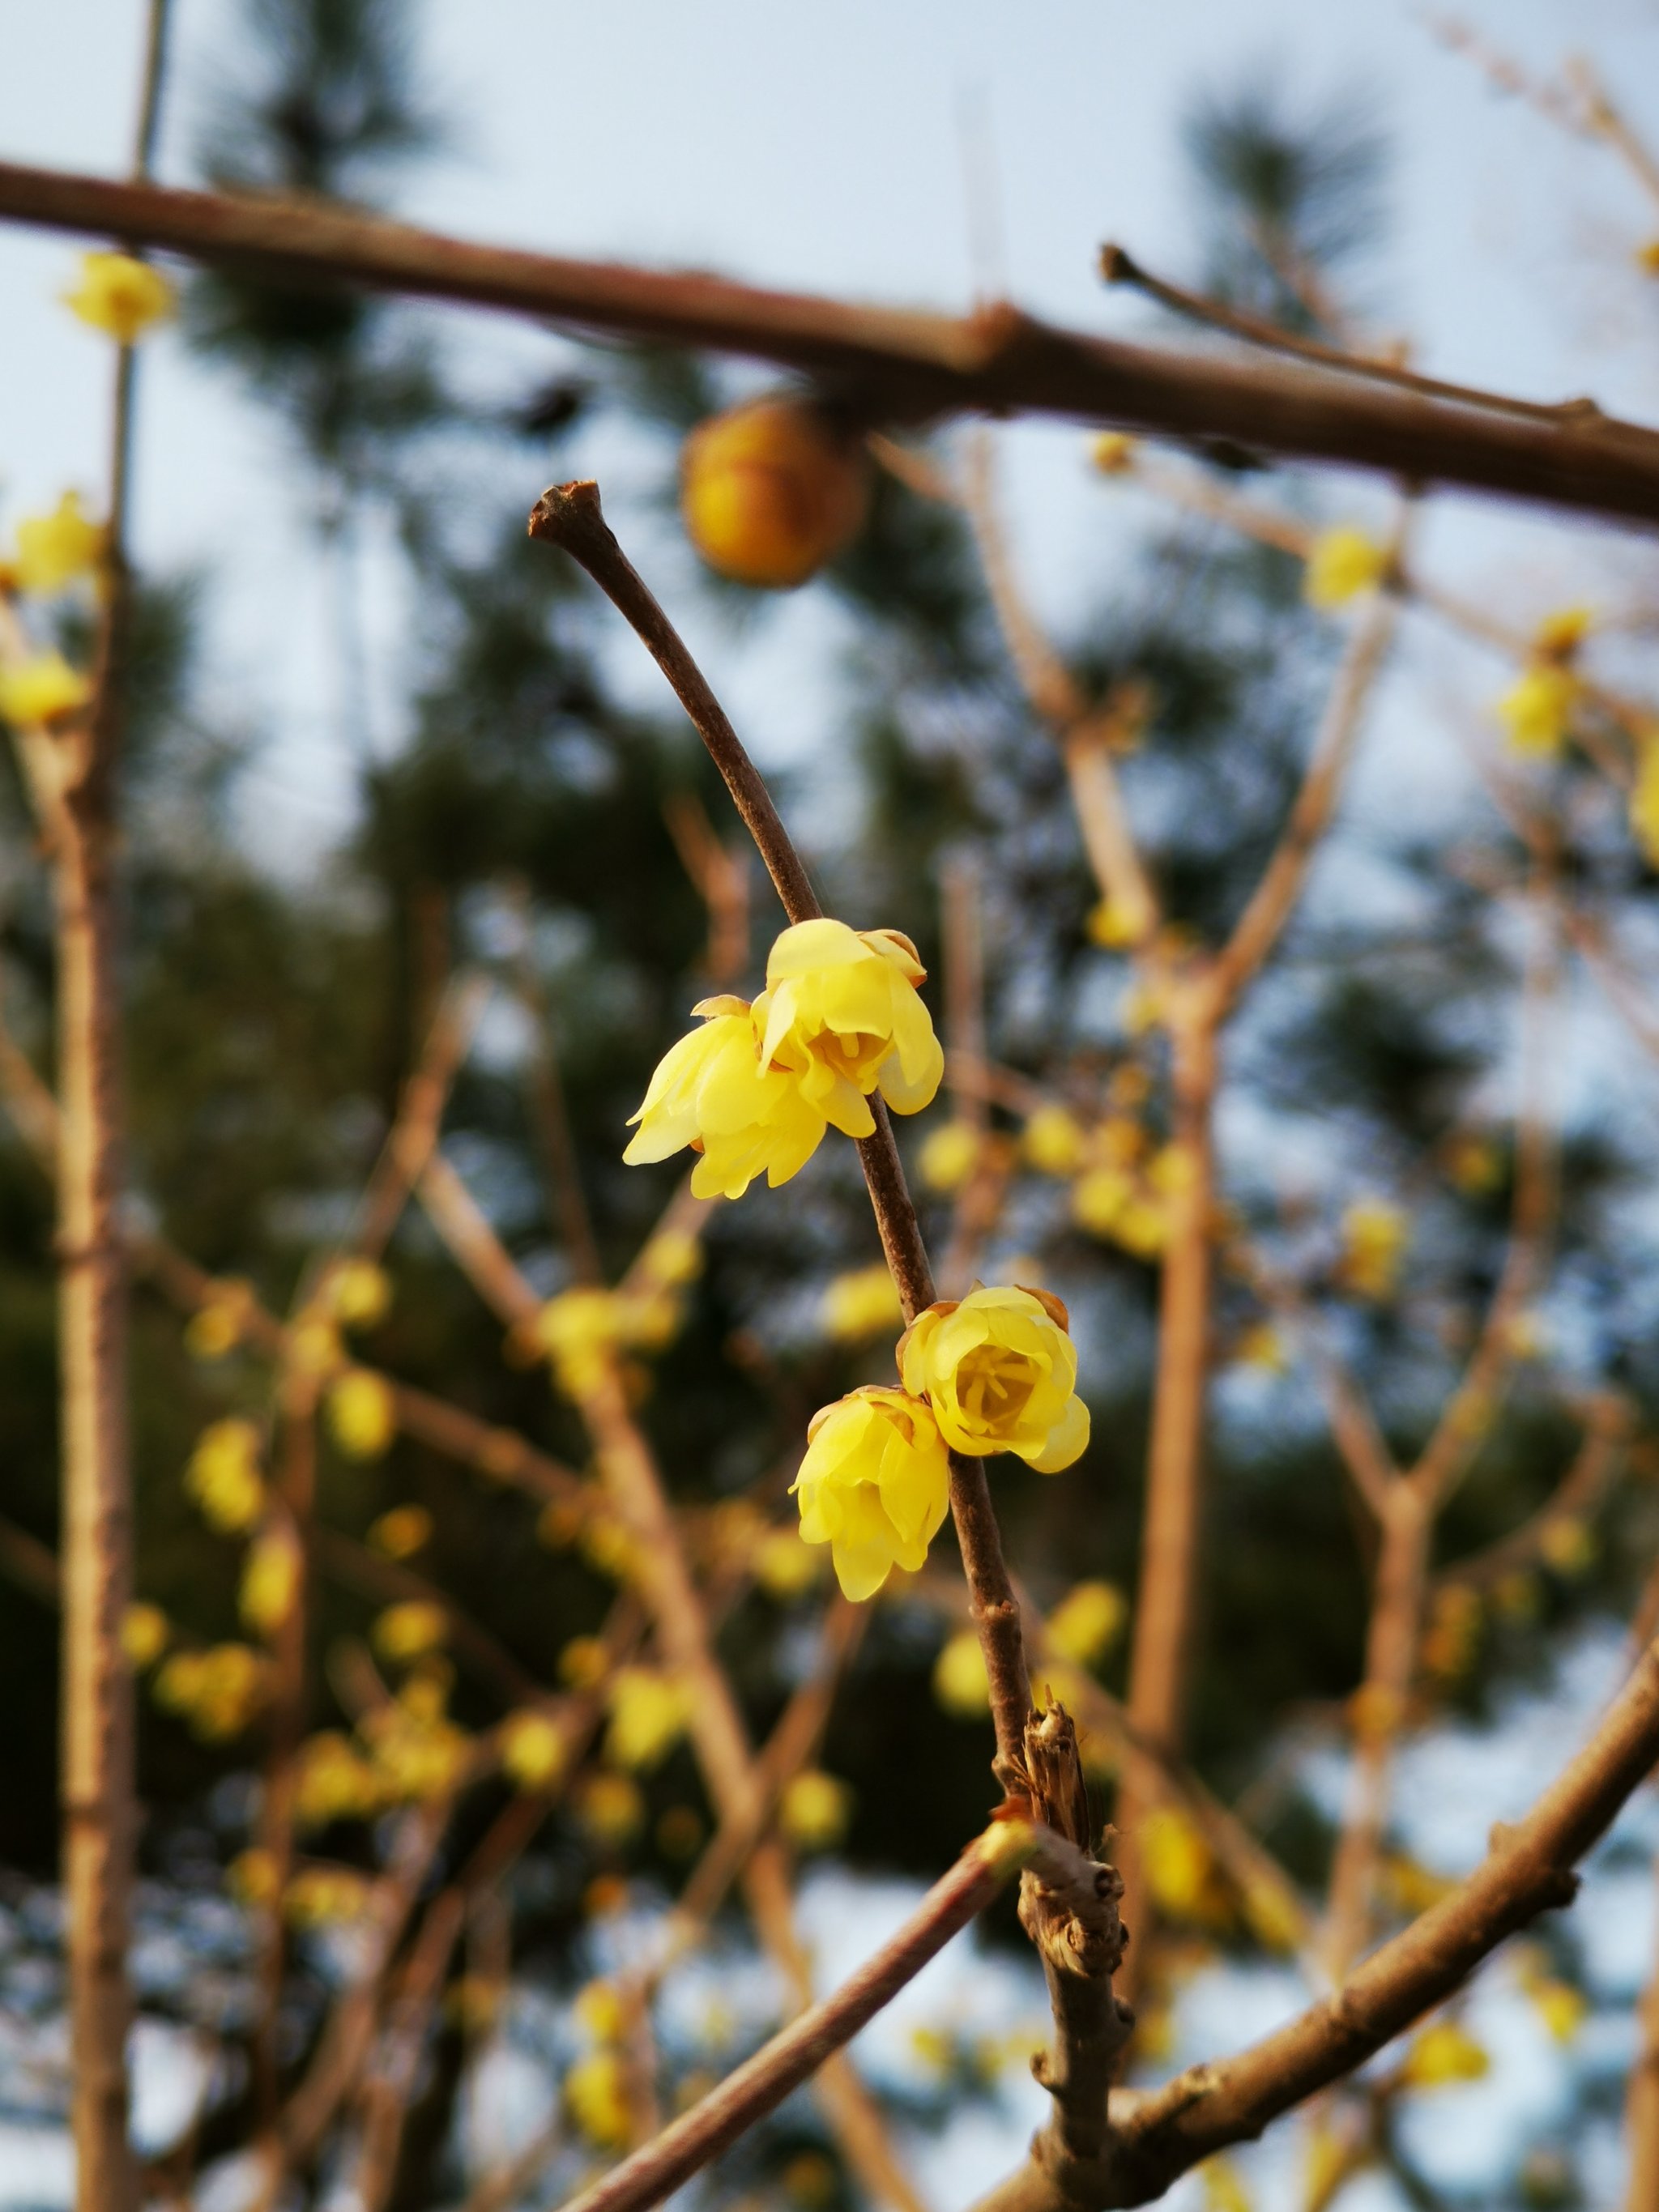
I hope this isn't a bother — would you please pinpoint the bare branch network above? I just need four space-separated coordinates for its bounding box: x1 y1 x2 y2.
4 157 1659 526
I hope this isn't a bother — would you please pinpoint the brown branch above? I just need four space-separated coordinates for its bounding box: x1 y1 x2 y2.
0 1511 63 1608
663 791 751 987
1431 1395 1630 1601
972 1633 1659 2210
560 1823 1106 2212
6 161 1659 524
1627 1847 1659 2211
527 478 1034 1788
1099 241 1585 429
350 971 490 1263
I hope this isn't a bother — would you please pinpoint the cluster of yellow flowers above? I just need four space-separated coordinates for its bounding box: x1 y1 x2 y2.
793 1285 1090 1600
625 920 944 1200
184 1419 266 1534
358 1669 471 1802
531 1285 680 1401
1012 1089 1185 1259
154 1643 269 1741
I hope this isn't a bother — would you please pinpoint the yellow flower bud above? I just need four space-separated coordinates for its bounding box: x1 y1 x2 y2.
15 492 104 596
919 1119 981 1192
63 252 175 343
899 1284 1089 1472
681 396 868 589
1090 432 1137 474
240 1524 301 1637
821 1262 904 1343
1303 526 1388 610
371 1600 448 1664
1045 1580 1125 1667
121 1603 169 1669
367 1503 433 1559
933 1629 989 1716
604 1668 691 1771
1086 895 1148 948
0 650 91 727
500 1708 569 1792
792 1385 951 1600
565 2048 633 2148
778 1768 853 1852
326 1369 397 1459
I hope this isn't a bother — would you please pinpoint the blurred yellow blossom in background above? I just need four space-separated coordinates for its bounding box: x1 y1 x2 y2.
1303 525 1388 609
63 250 176 342
184 1420 265 1534
778 1768 853 1852
0 650 92 727
15 492 103 595
933 1629 990 1716
821 1262 903 1343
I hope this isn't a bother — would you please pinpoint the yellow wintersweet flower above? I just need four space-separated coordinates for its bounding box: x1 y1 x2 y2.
184 1419 265 1534
368 1504 432 1559
559 1634 610 1690
575 1979 627 2044
1139 1806 1226 1927
1046 1579 1125 1667
0 650 91 727
1339 1196 1410 1300
1232 1322 1286 1375
535 1287 627 1398
1496 663 1579 757
284 1865 369 1927
239 1524 301 1637
753 1525 823 1598
228 1848 280 1907
779 1769 853 1852
576 1770 645 1848
1086 894 1146 948
792 1385 951 1600
294 1731 381 1826
1533 605 1593 657
326 1368 397 1459
565 2048 633 2148
323 1257 391 1330
681 395 868 590
287 1314 343 1379
1401 2019 1489 2089
604 1667 691 1771
184 1278 257 1360
624 994 827 1200
1023 1104 1086 1176
64 251 175 343
757 918 945 1134
1528 1976 1588 2043
121 1603 169 1669
1073 1165 1132 1238
1539 1515 1595 1576
821 1262 903 1344
15 492 103 596
933 1629 990 1715
640 1228 703 1286
153 1643 267 1740
1303 526 1388 610
360 1692 469 1802
1631 731 1659 866
919 1118 981 1192
371 1600 448 1664
899 1284 1089 1471
1201 2159 1253 2212
499 1708 568 1791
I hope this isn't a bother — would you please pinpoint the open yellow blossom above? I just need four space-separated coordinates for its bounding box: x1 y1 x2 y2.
605 1668 691 1770
1023 1104 1087 1177
1046 1580 1125 1667
919 1118 981 1191
1303 526 1388 610
500 1708 569 1791
565 2048 633 2148
0 650 91 727
372 1600 448 1664
154 1643 267 1740
368 1504 432 1559
184 1419 265 1534
326 1368 397 1459
899 1284 1089 1472
779 1768 853 1852
821 1262 903 1343
121 1603 169 1669
625 995 827 1199
1401 2019 1489 2089
757 919 944 1135
15 492 103 595
933 1629 990 1715
792 1385 951 1600
64 251 176 343
240 1524 301 1637
295 1731 381 1826
1338 1196 1410 1300
1497 663 1578 757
